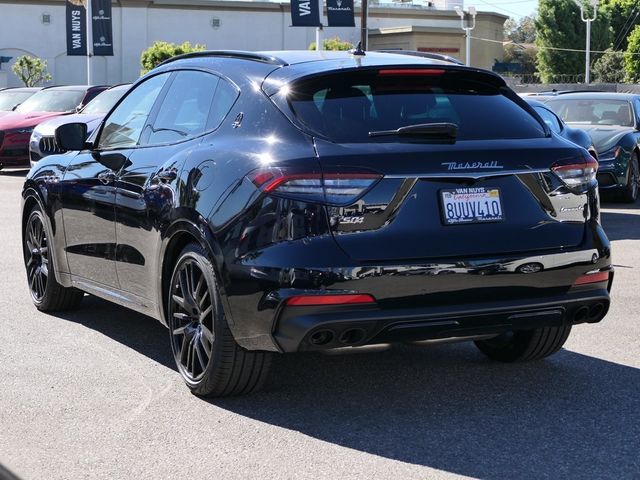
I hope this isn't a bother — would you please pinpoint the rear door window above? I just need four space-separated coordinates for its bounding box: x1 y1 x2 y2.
146 70 219 145
278 69 545 143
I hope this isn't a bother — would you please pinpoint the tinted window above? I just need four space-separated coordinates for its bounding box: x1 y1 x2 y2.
533 105 562 134
548 99 634 127
280 70 545 143
146 71 219 145
82 87 128 115
207 79 238 130
16 89 85 113
98 73 169 150
0 90 36 111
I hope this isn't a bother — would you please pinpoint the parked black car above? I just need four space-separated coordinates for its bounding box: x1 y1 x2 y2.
22 51 613 397
545 92 640 202
525 99 598 160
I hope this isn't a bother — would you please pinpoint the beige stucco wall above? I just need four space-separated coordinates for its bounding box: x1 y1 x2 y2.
368 12 506 71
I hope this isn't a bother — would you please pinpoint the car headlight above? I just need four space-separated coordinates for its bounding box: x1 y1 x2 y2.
599 146 621 162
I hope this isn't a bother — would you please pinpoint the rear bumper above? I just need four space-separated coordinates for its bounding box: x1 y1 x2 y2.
273 286 611 352
224 228 613 352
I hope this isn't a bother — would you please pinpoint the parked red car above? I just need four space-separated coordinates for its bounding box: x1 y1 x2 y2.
0 85 108 169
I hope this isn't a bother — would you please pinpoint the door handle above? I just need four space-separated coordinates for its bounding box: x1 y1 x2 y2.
98 171 116 185
154 169 177 183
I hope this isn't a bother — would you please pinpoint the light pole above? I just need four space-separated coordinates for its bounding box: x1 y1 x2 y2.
575 0 598 84
454 5 477 66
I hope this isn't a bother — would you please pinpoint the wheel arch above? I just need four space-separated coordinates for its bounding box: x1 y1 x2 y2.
158 217 233 329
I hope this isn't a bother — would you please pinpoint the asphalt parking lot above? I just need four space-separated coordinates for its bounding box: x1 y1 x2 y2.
0 170 638 480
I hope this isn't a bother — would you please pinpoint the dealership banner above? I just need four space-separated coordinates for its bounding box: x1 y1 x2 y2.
91 0 113 56
327 0 355 27
290 0 321 27
66 0 87 56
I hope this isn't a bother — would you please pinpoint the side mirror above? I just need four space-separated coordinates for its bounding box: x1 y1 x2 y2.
55 122 88 151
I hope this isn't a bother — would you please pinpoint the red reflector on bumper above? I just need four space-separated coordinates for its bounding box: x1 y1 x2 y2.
574 271 610 285
285 294 376 306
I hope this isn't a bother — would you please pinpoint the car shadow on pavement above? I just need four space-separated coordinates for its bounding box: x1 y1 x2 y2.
51 295 176 371
0 169 28 177
215 345 640 479
53 296 639 479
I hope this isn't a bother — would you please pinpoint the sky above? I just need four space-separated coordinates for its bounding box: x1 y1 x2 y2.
473 0 538 19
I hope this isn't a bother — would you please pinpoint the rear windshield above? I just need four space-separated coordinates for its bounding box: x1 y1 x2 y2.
0 90 36 111
16 89 85 113
279 69 546 143
546 98 634 127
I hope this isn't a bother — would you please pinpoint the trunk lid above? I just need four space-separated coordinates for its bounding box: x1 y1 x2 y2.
316 137 588 262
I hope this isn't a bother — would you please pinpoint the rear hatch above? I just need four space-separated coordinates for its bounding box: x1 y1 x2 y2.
268 65 594 263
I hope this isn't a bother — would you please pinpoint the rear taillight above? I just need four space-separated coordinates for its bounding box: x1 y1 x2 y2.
248 168 382 205
574 271 610 286
285 293 376 306
551 155 598 192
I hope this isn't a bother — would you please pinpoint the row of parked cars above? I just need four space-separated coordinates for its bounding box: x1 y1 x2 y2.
2 78 639 202
0 84 129 169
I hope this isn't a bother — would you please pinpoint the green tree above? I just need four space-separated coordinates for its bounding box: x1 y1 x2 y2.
308 37 354 51
504 15 537 44
624 25 640 82
535 0 611 83
140 41 206 74
11 55 52 87
592 48 626 82
503 44 539 78
601 0 639 51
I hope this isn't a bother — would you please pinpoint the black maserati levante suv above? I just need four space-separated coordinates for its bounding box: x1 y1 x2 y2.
22 51 613 396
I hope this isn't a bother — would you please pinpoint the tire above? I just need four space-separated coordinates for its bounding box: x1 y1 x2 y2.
620 152 639 203
167 242 272 397
23 205 84 312
474 324 572 362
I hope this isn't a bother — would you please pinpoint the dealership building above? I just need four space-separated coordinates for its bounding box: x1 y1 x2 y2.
0 0 506 88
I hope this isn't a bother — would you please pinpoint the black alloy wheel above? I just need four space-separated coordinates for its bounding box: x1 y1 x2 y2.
167 243 272 397
23 205 84 311
25 210 49 302
169 257 215 382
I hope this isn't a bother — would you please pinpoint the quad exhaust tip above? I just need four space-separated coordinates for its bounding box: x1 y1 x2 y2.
308 327 368 347
573 303 606 324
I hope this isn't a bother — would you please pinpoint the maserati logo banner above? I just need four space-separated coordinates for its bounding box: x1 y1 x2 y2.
290 0 321 27
327 0 355 26
91 0 113 56
66 0 87 56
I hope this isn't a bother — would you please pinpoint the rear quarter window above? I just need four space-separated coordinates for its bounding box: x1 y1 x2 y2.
277 69 545 143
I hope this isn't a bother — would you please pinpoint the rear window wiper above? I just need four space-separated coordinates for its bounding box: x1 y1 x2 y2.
369 122 458 141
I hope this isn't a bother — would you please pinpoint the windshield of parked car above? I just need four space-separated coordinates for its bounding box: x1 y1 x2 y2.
0 90 37 111
547 99 634 127
281 69 546 143
81 87 128 115
16 89 85 113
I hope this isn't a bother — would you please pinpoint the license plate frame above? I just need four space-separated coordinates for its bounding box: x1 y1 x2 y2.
440 187 504 225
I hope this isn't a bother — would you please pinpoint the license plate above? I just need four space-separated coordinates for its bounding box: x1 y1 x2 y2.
440 187 504 225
